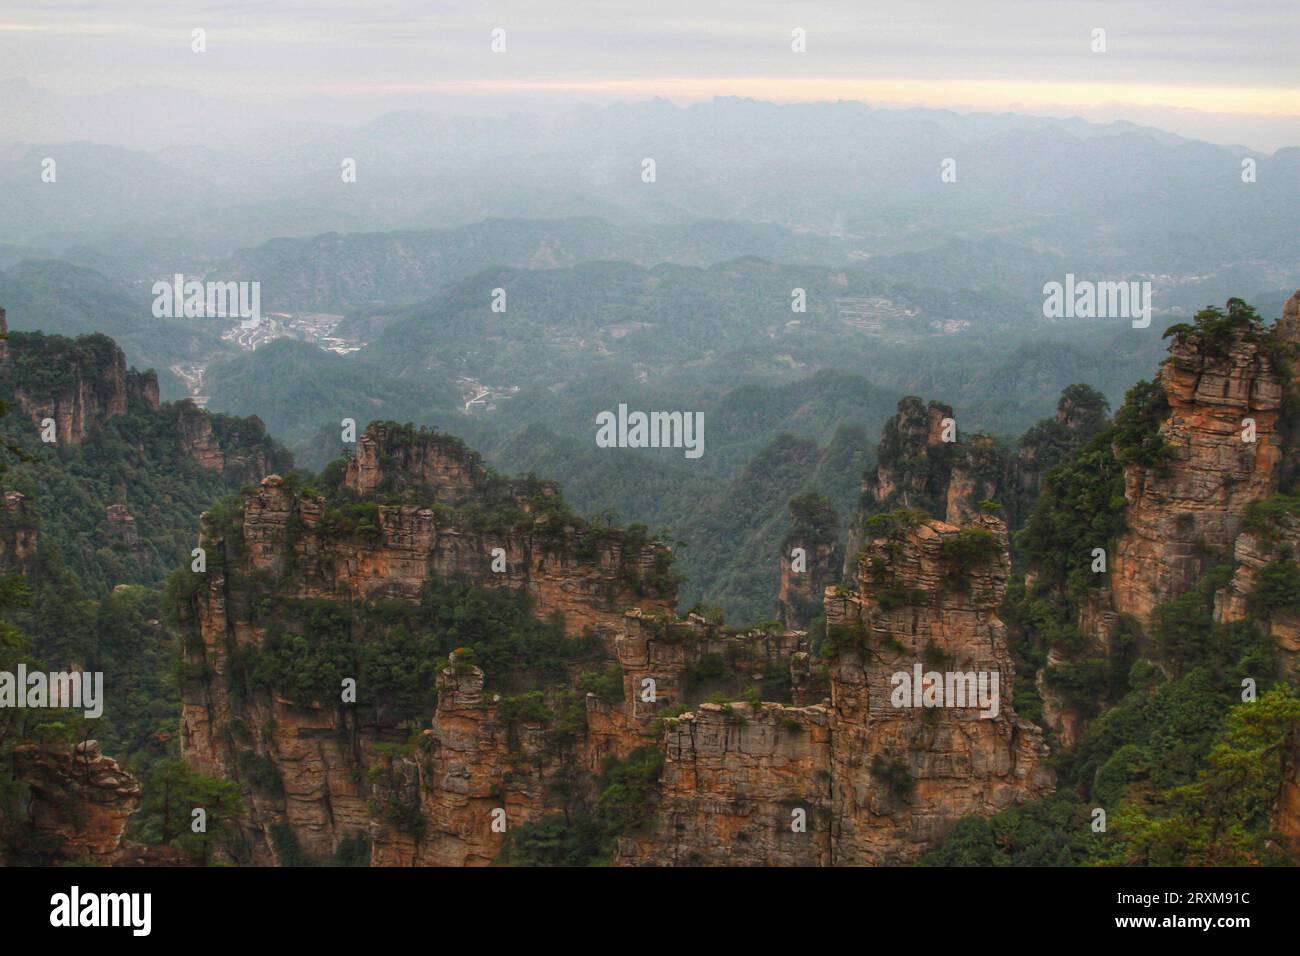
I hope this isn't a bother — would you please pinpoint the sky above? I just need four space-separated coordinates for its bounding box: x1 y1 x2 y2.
2 0 1298 150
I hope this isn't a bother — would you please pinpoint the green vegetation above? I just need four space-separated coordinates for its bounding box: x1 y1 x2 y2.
870 754 915 803
1163 298 1297 379
496 746 664 866
0 330 290 594
1244 494 1300 539
211 582 605 720
577 663 625 704
783 490 838 549
862 506 929 542
1103 686 1300 866
1015 384 1143 604
940 526 1000 589
1248 560 1300 616
131 759 244 863
7 287 1300 869
1109 379 1172 468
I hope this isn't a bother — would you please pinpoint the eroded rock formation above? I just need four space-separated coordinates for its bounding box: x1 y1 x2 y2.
1110 317 1296 625
823 512 1053 863
178 424 680 864
178 416 1050 866
0 490 39 573
1216 510 1300 678
12 739 142 862
619 511 1052 866
845 396 1008 577
777 492 842 630
345 423 485 501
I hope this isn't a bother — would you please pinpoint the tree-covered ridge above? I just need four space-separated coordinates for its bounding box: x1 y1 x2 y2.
0 331 291 594
0 326 293 863
0 329 125 403
283 422 683 599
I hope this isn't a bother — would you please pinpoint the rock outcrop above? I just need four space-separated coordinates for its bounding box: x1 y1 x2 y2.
619 510 1052 867
178 425 682 864
4 333 131 446
824 511 1053 863
172 401 293 484
0 308 162 445
178 417 1057 866
344 423 485 502
1030 299 1300 761
231 473 672 633
0 489 39 574
1109 316 1297 625
12 740 142 862
1215 510 1300 678
105 503 142 557
616 702 833 866
369 653 556 866
845 397 1007 578
777 492 842 629
0 313 285 483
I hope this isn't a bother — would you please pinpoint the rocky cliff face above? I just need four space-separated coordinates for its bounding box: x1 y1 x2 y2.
616 702 834 866
368 653 561 866
1216 511 1300 678
0 307 161 445
777 539 840 629
863 398 956 515
11 740 190 866
173 402 294 485
1027 298 1300 766
234 473 670 634
0 312 283 483
5 335 132 446
178 425 681 863
824 512 1054 863
0 490 39 574
178 417 1059 866
1109 316 1297 625
618 511 1052 866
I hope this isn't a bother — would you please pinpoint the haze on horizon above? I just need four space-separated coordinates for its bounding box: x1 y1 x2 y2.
1 0 1298 152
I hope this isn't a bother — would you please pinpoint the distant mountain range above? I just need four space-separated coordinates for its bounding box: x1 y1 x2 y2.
3 96 1297 288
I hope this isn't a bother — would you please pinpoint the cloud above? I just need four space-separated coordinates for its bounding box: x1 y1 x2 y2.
1 0 1296 147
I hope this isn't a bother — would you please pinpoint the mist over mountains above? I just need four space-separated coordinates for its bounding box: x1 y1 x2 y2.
4 95 1297 281
2 93 1297 621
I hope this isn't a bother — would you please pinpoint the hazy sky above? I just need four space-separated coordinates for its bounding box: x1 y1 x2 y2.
3 0 1298 149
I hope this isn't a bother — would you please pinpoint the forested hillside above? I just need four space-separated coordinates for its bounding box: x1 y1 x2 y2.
0 320 289 863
